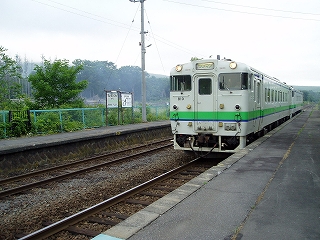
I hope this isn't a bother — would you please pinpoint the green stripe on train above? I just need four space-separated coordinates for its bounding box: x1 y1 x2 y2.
170 104 301 121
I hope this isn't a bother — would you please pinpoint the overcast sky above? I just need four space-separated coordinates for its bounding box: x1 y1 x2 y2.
1 0 320 86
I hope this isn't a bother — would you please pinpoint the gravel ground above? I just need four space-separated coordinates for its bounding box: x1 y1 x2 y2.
0 147 192 240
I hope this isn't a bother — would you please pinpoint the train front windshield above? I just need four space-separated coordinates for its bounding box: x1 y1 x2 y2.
219 73 249 90
170 75 192 91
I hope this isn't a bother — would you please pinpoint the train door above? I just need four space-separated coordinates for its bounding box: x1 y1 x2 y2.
254 77 263 131
194 75 218 132
289 90 294 118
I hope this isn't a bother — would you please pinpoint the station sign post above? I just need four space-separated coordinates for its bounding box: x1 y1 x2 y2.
105 90 134 126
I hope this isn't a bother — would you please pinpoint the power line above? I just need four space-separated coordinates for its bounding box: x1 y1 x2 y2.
32 0 140 30
162 0 320 22
31 0 205 60
151 34 204 58
200 0 320 17
145 9 166 74
106 4 140 82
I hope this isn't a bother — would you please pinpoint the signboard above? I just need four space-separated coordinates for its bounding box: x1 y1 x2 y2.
105 90 134 126
196 62 214 70
121 93 132 108
107 91 118 108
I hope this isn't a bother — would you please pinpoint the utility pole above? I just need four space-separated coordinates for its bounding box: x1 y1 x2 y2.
130 0 147 122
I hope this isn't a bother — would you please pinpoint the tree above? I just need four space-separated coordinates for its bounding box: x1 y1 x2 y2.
73 59 169 103
28 59 88 109
73 59 118 98
118 66 144 101
147 76 169 101
0 46 23 109
302 90 320 102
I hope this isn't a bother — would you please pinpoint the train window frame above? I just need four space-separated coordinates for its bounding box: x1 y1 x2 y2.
278 91 281 102
198 78 212 95
170 75 192 92
265 88 271 103
265 88 268 102
219 73 249 91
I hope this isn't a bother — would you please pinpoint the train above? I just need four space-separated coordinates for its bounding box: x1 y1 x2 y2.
170 57 303 155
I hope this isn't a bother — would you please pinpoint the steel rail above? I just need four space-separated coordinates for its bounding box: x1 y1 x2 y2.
0 142 172 198
19 157 201 240
0 138 172 185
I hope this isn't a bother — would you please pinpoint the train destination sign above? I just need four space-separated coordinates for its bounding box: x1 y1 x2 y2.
196 62 214 70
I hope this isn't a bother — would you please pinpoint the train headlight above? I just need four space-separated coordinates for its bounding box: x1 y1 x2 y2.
186 104 191 109
229 61 237 69
235 104 241 110
175 65 183 72
173 104 178 110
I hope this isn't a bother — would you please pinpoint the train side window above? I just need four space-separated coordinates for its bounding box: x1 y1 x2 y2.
241 73 249 89
199 78 212 95
279 91 281 102
266 88 271 102
265 88 268 102
170 75 191 91
257 81 261 104
253 80 256 101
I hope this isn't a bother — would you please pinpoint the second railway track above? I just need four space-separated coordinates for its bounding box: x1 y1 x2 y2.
0 138 173 198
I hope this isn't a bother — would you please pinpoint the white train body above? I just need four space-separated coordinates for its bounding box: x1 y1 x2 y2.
170 58 303 154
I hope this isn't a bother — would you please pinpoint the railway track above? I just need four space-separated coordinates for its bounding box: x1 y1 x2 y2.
0 138 172 198
17 157 221 239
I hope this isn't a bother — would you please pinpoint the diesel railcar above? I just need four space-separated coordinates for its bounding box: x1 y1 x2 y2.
170 58 303 154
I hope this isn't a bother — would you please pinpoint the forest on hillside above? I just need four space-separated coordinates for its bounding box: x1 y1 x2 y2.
72 59 169 102
293 86 320 103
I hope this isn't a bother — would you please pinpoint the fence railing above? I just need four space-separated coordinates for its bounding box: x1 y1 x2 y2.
0 106 170 138
0 110 9 138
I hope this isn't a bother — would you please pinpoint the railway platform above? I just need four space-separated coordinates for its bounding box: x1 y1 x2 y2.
0 121 171 174
93 105 320 240
0 121 170 155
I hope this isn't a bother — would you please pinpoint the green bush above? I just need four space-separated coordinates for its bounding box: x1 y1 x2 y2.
7 117 31 137
106 108 119 125
34 112 61 134
146 106 169 121
63 120 84 132
0 122 6 139
84 108 105 128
